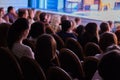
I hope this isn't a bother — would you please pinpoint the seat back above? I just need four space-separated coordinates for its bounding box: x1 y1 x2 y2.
0 47 24 80
59 48 85 80
52 34 65 51
65 38 84 60
20 56 47 80
83 56 99 80
47 66 72 80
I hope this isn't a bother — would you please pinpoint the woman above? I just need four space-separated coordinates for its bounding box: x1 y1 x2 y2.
7 18 34 59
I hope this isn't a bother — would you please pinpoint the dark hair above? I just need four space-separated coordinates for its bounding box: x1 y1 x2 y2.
0 7 3 12
39 12 47 22
61 20 71 32
61 15 68 22
100 22 109 34
85 22 98 35
99 32 117 52
35 34 56 64
18 8 27 18
76 25 85 36
75 17 80 23
7 6 13 13
29 21 45 39
7 18 29 49
98 50 120 80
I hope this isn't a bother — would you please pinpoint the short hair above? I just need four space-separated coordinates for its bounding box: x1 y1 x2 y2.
61 20 71 32
39 12 47 22
18 8 27 18
29 21 45 38
75 17 80 23
99 32 118 52
7 6 13 13
85 22 98 34
7 18 29 49
0 7 3 12
100 22 109 34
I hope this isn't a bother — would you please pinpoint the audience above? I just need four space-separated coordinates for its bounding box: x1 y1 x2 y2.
74 17 81 27
17 8 28 19
0 7 6 23
57 20 77 42
99 22 110 35
34 10 41 21
3 6 17 23
27 8 35 26
7 18 34 59
1 6 120 80
28 21 45 43
78 22 99 48
35 34 60 74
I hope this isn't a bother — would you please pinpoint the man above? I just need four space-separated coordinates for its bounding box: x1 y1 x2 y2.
3 6 17 23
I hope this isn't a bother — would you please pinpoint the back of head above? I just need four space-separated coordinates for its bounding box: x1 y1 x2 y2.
100 22 110 34
61 20 71 32
76 25 85 36
98 50 120 80
36 34 56 63
99 32 118 52
29 21 45 39
18 8 27 18
61 15 68 22
85 22 98 35
7 18 29 49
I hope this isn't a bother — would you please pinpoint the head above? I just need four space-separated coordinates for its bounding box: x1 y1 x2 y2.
74 17 81 26
29 21 45 39
7 18 29 49
85 22 98 35
51 15 61 26
70 20 77 30
100 22 110 34
7 6 15 14
99 32 118 52
28 8 34 19
61 15 68 22
76 25 85 36
98 50 120 80
61 20 72 32
115 30 120 44
35 34 56 62
39 12 47 23
0 7 5 17
18 8 28 19
34 10 41 21
107 21 114 30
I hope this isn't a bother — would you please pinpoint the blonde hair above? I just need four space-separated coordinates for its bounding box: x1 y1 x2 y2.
50 15 61 32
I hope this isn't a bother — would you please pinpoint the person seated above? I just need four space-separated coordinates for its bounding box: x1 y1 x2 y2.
0 7 6 24
3 6 17 23
7 18 34 59
57 20 77 42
